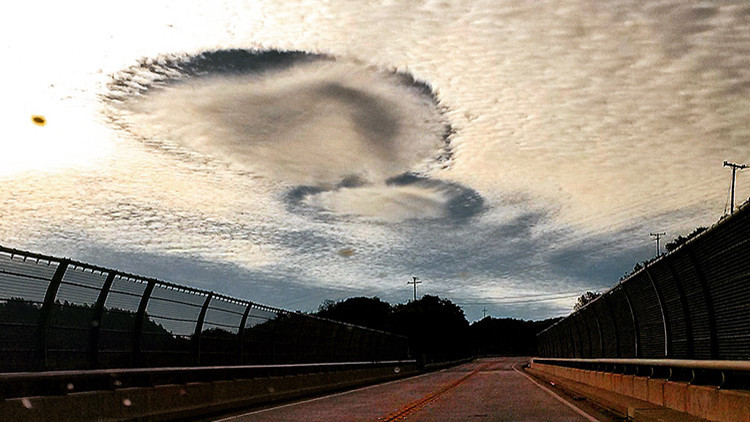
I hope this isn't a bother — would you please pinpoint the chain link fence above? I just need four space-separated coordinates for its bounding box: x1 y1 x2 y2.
0 247 409 372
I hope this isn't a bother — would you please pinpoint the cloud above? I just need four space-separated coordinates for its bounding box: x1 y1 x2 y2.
105 49 466 222
5 0 748 323
106 50 451 185
285 173 484 222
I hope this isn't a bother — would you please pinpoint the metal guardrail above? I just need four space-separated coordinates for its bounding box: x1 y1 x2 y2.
0 246 410 372
537 203 750 361
532 357 750 388
0 360 417 400
534 357 750 372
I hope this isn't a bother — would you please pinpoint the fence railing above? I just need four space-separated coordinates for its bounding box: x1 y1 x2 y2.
531 357 750 389
537 202 750 360
0 246 409 372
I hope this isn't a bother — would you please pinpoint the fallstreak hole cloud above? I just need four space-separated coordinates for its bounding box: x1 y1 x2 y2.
104 49 483 222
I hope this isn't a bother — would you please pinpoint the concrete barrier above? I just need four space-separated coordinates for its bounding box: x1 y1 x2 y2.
0 363 418 421
530 362 750 422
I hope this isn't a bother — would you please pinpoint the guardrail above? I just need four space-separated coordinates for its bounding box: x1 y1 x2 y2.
537 202 750 360
0 360 419 421
0 360 417 400
529 357 750 421
0 246 410 372
532 357 750 389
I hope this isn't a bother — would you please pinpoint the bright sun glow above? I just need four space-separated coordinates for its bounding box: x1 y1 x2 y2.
0 102 113 177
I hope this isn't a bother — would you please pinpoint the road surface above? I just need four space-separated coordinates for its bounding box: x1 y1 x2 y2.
212 357 610 421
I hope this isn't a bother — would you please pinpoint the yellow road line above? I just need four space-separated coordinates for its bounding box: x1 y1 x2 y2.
213 371 438 421
378 364 488 421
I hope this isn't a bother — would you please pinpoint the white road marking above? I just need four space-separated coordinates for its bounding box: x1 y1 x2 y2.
512 363 600 422
212 370 437 421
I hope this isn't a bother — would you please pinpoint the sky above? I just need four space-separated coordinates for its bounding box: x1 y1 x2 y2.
1 0 748 321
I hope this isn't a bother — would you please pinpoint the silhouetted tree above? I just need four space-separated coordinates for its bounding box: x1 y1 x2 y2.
573 291 601 311
390 295 470 364
0 299 179 370
315 296 392 331
311 295 571 364
314 295 473 364
469 317 562 356
665 227 707 252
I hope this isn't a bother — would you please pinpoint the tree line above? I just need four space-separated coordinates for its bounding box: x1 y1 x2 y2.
0 294 562 370
313 295 561 364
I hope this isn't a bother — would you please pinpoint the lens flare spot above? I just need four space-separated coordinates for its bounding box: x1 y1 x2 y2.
31 115 46 126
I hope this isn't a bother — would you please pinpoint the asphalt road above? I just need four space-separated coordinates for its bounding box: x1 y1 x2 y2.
212 357 611 421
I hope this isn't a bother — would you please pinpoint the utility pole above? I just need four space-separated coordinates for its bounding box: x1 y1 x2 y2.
407 276 422 301
724 161 748 215
650 232 666 256
482 308 488 319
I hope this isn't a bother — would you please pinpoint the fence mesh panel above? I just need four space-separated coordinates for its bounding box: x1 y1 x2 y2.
538 205 750 360
0 247 409 371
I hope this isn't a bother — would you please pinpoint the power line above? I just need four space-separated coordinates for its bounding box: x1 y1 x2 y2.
456 293 584 306
469 289 607 302
454 288 610 305
407 276 422 301
650 232 666 256
724 161 748 215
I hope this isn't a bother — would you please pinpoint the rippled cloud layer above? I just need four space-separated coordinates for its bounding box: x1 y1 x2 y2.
1 0 748 320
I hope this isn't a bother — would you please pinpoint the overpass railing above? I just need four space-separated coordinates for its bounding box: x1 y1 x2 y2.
532 357 750 388
537 202 750 361
0 246 410 372
0 360 415 400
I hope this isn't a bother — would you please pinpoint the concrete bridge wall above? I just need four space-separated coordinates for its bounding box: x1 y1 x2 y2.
0 361 418 421
529 361 750 422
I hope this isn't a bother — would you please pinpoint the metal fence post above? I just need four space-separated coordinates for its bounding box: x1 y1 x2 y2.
574 317 585 358
590 306 604 357
579 312 593 357
620 286 641 358
88 271 116 368
556 326 565 357
565 321 576 358
36 259 69 370
237 304 252 365
602 293 620 357
132 280 155 368
686 245 718 359
546 327 560 357
329 322 341 361
665 258 694 358
193 293 213 365
644 265 670 357
271 311 282 364
344 325 356 361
